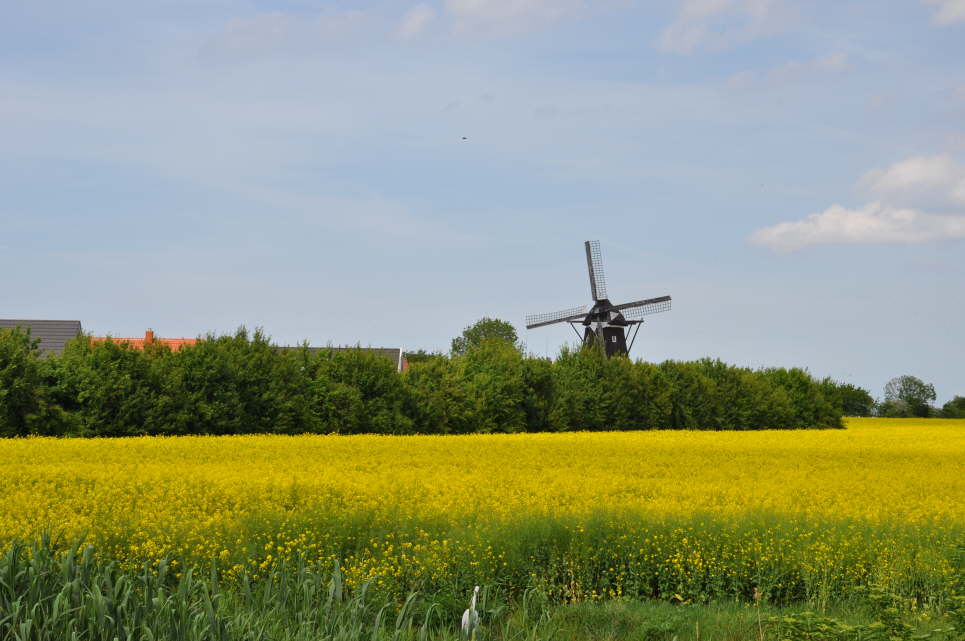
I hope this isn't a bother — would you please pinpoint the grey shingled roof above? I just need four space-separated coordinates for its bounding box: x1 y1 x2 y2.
0 319 83 355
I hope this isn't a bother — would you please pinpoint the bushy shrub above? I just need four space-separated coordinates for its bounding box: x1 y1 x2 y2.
0 330 848 436
405 339 527 433
883 375 936 418
521 356 555 432
49 336 162 437
876 399 914 418
941 396 965 419
819 378 876 417
759 367 842 429
0 328 72 436
312 345 413 434
156 328 283 435
461 338 527 433
404 353 466 434
549 345 613 430
659 361 719 429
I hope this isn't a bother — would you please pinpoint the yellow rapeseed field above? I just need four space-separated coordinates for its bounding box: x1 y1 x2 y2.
1 418 962 601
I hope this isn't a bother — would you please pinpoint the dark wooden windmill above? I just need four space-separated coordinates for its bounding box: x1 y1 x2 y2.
525 240 671 357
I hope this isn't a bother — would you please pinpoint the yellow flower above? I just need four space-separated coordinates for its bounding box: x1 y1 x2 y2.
0 418 959 594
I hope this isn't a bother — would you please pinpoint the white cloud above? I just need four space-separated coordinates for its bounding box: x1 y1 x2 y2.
398 3 437 40
752 155 965 250
860 154 965 207
445 0 583 34
751 202 965 250
657 0 790 54
924 0 965 25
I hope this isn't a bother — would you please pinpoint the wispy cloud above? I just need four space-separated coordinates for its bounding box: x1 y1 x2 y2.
751 202 965 250
860 154 965 207
398 3 437 40
752 155 965 250
204 9 374 57
657 0 792 54
445 0 583 35
772 52 850 80
924 0 965 25
727 52 850 89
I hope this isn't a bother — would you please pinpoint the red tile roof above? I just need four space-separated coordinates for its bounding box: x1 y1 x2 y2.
90 330 198 352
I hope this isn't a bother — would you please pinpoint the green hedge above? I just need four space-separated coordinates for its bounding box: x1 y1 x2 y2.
0 328 845 437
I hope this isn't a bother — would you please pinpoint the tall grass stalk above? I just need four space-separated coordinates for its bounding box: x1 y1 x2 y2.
1 538 961 641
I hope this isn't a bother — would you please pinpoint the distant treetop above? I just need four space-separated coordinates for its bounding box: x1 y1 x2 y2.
450 317 522 356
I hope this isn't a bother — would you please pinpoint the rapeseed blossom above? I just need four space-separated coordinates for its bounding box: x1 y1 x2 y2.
0 418 961 601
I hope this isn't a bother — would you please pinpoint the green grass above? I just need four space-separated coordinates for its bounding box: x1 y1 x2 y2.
1 538 962 641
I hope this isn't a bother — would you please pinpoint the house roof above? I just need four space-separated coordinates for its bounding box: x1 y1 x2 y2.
91 337 199 352
0 319 83 355
90 330 198 353
0 320 405 369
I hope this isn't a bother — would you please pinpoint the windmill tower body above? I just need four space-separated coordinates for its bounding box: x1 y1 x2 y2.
525 241 671 358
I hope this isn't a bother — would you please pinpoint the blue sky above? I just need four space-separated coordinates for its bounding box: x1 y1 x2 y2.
2 0 963 402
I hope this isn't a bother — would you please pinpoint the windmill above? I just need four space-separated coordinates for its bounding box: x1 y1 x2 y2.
525 241 671 357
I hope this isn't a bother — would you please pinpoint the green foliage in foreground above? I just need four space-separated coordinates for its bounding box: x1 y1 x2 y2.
223 512 960 614
1 539 962 641
1 326 851 436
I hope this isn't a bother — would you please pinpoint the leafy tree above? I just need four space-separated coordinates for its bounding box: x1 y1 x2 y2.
403 354 473 434
266 347 320 435
403 349 441 365
169 327 278 435
53 336 162 437
627 361 674 429
312 347 413 434
142 341 199 435
602 356 674 430
521 357 555 432
819 378 876 417
840 385 875 417
883 375 936 418
659 361 720 429
758 367 842 429
0 328 40 436
876 399 912 418
450 317 521 356
549 344 613 431
0 328 68 436
696 359 778 429
1 320 853 436
462 338 527 432
940 396 965 419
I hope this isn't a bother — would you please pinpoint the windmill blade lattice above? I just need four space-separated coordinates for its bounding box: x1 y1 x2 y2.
525 305 588 329
524 240 672 358
584 240 608 301
618 297 672 320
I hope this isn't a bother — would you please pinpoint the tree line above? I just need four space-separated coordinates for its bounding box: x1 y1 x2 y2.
438 318 964 420
874 374 965 418
0 322 863 437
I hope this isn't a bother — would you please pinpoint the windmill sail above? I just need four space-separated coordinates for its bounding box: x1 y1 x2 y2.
615 296 672 319
525 241 672 359
525 305 588 329
584 240 608 301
